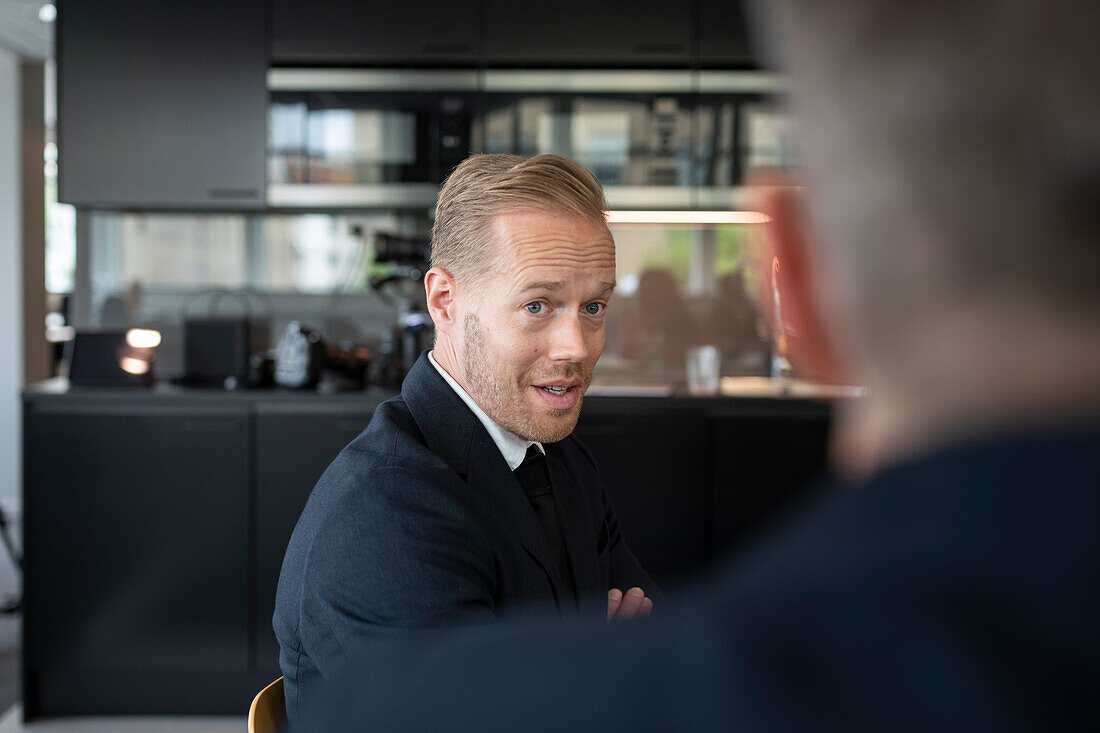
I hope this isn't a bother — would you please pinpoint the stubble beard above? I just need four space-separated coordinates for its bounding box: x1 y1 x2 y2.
460 311 591 443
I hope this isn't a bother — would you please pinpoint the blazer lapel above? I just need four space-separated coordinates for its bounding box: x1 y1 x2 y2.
402 353 566 607
547 453 602 610
465 439 566 606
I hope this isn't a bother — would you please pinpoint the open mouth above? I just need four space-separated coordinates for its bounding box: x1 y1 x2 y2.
532 381 584 410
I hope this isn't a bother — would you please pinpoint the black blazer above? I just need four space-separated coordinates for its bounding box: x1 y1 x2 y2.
313 425 1100 731
274 353 654 723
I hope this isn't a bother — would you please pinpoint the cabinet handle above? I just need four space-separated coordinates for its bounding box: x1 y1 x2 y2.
180 419 243 433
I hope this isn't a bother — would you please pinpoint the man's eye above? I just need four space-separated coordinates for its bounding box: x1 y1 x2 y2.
584 302 605 316
524 302 545 314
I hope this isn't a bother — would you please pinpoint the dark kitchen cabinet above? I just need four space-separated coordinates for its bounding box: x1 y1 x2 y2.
698 0 759 68
270 0 481 65
254 404 377 673
710 405 832 556
484 0 692 66
23 402 255 715
574 405 710 587
21 386 387 717
22 381 837 715
57 0 266 208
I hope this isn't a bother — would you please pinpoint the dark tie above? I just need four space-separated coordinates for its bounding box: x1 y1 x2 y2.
513 445 576 607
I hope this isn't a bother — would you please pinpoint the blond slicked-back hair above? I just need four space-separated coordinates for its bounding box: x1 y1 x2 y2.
431 154 609 284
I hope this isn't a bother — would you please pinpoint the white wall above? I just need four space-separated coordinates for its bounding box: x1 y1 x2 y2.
0 47 22 519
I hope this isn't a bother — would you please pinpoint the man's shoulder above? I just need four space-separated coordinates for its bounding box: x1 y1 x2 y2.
311 394 462 507
280 393 474 564
723 426 1100 606
331 392 448 470
275 395 488 611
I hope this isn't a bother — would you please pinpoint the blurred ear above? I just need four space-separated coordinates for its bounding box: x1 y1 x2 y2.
755 184 849 384
424 267 459 337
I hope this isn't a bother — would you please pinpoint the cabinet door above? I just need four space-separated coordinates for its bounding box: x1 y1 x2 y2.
24 404 251 711
711 407 832 555
271 0 481 65
698 0 758 68
484 0 692 66
573 406 709 589
254 405 378 673
57 1 265 208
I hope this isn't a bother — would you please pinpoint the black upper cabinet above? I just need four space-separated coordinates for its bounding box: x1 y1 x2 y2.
57 1 266 209
698 0 759 68
484 0 692 66
270 0 481 65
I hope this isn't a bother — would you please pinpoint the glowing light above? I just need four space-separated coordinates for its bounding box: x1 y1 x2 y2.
119 357 151 375
126 329 162 349
38 4 56 23
604 210 771 225
45 325 75 344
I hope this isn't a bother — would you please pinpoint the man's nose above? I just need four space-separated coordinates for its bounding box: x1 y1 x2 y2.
546 313 589 362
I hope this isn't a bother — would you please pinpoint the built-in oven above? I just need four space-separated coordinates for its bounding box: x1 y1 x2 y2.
266 69 788 210
478 71 697 208
694 71 795 207
267 69 478 208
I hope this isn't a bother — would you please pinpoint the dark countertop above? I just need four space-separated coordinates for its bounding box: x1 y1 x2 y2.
24 377 852 419
23 378 395 413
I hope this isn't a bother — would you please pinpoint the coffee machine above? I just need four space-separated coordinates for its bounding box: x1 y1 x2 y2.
370 233 435 387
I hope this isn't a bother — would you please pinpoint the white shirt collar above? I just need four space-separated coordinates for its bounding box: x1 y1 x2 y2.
428 350 543 471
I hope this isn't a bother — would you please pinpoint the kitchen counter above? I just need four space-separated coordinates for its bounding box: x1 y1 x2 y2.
21 377 843 716
26 375 859 407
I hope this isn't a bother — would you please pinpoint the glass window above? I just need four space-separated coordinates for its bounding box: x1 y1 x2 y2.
44 63 75 296
599 224 770 385
81 211 419 377
45 165 75 294
77 212 778 386
88 212 405 296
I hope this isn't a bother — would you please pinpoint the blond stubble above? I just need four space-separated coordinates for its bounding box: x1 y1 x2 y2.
460 312 590 444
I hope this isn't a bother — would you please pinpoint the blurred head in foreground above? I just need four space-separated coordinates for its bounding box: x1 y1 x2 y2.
757 0 1100 472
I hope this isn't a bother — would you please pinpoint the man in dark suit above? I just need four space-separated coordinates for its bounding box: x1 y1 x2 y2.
309 0 1100 729
274 154 656 724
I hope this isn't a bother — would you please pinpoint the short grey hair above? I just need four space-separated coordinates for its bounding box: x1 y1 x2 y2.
763 0 1100 363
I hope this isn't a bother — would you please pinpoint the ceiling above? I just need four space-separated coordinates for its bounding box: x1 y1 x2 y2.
0 0 53 59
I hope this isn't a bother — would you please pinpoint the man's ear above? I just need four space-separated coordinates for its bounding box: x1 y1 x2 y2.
755 184 849 384
424 267 459 336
